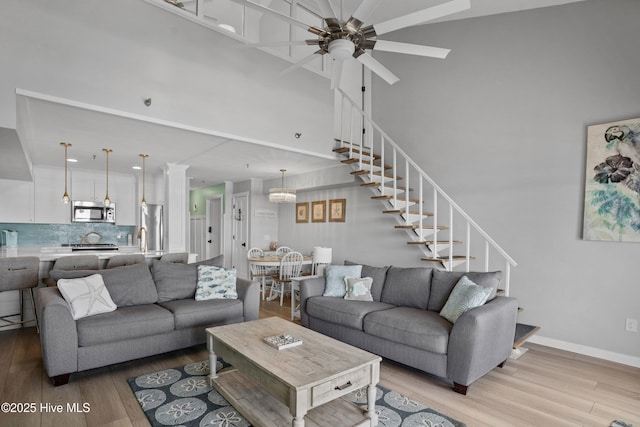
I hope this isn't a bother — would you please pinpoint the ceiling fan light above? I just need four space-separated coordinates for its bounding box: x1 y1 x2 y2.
328 39 355 61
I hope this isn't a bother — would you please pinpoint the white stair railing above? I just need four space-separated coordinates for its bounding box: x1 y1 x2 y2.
336 89 517 294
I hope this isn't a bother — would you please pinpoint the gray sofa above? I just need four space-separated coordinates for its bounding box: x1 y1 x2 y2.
37 258 259 386
299 263 518 394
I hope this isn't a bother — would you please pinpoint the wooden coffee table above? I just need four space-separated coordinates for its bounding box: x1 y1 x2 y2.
207 317 380 427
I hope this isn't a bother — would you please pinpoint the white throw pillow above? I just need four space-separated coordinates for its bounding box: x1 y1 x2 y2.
439 276 492 324
195 265 238 300
344 277 374 301
57 274 117 320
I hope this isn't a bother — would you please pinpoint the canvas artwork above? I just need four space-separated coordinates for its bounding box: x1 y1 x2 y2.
583 117 640 242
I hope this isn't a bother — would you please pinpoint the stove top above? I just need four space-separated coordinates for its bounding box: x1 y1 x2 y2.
62 243 119 251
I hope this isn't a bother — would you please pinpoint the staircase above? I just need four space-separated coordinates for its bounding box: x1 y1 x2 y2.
334 89 517 295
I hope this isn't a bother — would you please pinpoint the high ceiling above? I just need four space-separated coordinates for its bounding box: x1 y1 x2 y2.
6 0 588 188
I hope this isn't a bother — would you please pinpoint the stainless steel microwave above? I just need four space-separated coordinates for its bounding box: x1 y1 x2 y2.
71 201 116 223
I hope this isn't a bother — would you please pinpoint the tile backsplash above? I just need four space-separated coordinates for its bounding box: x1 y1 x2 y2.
0 223 136 247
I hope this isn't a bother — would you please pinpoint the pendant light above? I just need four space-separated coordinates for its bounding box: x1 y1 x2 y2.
269 169 296 203
139 153 148 208
103 148 112 207
60 142 72 203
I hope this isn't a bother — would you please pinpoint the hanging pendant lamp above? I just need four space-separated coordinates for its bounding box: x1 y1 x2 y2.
60 142 72 203
103 148 112 207
269 169 296 203
139 153 148 208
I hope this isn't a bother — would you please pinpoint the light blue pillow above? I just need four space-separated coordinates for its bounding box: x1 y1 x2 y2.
195 265 237 300
439 276 492 323
323 265 362 297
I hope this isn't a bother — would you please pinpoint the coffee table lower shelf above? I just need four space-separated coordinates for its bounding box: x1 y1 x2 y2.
212 369 372 427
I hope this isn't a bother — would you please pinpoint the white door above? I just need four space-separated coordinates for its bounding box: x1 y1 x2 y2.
206 196 223 259
231 193 249 279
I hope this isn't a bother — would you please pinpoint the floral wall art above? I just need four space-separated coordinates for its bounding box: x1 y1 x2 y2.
583 117 640 242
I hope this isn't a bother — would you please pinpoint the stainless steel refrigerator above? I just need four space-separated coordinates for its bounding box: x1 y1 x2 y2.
140 204 163 251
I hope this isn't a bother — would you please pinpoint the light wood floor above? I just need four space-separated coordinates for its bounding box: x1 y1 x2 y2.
1 297 638 427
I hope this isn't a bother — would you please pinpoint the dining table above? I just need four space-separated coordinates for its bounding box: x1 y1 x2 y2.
248 255 314 320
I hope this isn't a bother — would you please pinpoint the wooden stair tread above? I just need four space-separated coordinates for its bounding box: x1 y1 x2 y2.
361 182 413 191
341 158 391 169
384 210 432 216
352 170 403 180
333 146 381 159
395 225 447 230
407 240 462 245
421 256 476 262
372 195 421 202
513 324 540 348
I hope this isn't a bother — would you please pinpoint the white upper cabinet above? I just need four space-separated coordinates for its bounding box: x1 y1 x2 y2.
0 178 34 223
34 166 71 224
70 169 136 225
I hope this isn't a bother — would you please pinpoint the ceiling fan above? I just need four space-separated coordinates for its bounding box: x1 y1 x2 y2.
229 0 470 88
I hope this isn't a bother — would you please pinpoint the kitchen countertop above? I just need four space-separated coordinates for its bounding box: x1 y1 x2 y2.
0 246 170 262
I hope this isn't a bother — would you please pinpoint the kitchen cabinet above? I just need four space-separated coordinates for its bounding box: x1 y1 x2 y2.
70 170 136 225
34 166 71 224
0 178 34 222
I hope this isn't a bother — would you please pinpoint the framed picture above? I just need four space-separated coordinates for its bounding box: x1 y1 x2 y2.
311 200 326 223
583 117 640 242
329 198 346 222
296 202 309 223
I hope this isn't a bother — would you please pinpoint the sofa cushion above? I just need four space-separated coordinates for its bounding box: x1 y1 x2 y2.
76 304 174 347
158 298 244 329
306 296 394 330
439 276 492 324
345 261 389 302
380 266 432 310
57 274 117 320
344 277 373 301
428 270 503 312
363 306 453 354
195 266 237 300
323 265 362 297
151 256 226 302
50 263 158 307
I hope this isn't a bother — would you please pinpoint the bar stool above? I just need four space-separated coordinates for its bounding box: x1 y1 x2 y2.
105 254 145 268
160 252 189 264
52 255 99 271
0 256 40 332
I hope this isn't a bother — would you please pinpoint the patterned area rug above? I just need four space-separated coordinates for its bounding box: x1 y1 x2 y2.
128 359 466 427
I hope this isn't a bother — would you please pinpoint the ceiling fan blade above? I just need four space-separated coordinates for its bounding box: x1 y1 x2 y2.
330 59 344 90
241 40 318 48
373 40 450 59
227 0 313 32
352 0 382 22
346 0 381 31
280 50 322 75
372 0 470 36
317 0 337 19
356 52 399 85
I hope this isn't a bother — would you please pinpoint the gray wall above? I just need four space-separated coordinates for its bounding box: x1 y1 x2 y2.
369 0 640 358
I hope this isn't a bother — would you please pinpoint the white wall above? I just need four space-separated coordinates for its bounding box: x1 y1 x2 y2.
0 0 333 156
369 0 640 359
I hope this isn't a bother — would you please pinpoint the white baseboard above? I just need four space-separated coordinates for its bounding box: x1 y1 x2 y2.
527 335 640 368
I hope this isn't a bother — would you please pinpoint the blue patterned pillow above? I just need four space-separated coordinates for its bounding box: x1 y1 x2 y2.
439 276 492 323
323 265 362 297
195 265 237 300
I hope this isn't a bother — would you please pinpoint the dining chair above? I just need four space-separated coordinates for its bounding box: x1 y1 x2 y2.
247 248 269 300
0 257 40 332
269 251 303 306
275 246 292 257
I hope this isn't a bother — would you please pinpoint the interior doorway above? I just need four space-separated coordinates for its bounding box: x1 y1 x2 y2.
231 192 249 279
206 195 223 259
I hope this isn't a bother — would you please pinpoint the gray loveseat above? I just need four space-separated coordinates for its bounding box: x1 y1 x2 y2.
37 258 259 386
299 263 518 394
